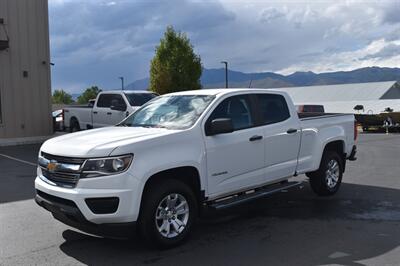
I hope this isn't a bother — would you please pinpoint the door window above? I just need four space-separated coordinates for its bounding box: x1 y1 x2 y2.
256 94 290 125
97 94 126 109
208 95 254 130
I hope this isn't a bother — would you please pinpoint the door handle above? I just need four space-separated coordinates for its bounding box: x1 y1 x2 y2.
93 111 98 114
107 112 112 115
249 135 263 141
286 128 298 134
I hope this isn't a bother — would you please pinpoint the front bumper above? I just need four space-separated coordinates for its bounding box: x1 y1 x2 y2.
35 170 143 225
35 190 136 238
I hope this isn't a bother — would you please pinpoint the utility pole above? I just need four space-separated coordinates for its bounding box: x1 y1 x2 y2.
119 76 124 90
221 61 228 88
248 79 253 88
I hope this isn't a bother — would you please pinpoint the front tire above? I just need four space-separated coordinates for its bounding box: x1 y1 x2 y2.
138 179 198 248
308 151 343 196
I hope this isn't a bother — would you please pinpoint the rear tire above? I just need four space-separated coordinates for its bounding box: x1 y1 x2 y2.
137 179 198 249
307 151 343 196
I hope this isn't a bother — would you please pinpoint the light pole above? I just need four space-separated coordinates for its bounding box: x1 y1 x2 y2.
221 61 228 88
119 76 124 91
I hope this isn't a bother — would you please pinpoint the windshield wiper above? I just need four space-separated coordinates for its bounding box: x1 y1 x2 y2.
116 124 167 129
137 124 167 129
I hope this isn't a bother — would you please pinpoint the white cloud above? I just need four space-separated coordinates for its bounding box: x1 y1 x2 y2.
278 38 400 74
48 0 400 92
105 1 117 6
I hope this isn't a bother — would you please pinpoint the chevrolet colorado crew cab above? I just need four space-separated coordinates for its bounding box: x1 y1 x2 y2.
63 90 158 132
35 89 357 248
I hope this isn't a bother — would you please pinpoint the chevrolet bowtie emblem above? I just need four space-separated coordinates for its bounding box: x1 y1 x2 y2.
47 161 58 172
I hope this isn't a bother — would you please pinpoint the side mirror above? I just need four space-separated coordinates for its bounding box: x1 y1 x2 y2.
110 105 126 112
208 118 234 136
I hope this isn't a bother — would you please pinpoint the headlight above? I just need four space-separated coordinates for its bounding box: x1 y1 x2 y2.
81 154 133 178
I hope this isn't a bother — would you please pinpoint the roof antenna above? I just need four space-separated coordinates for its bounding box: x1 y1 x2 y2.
248 79 253 88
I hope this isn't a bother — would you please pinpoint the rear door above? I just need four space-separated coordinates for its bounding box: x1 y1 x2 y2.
204 94 265 197
93 93 127 127
255 93 301 182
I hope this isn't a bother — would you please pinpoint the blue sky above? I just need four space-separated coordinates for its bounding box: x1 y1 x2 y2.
49 0 400 93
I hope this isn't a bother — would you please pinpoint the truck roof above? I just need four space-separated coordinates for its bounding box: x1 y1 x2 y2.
122 90 156 94
168 88 284 96
98 90 155 94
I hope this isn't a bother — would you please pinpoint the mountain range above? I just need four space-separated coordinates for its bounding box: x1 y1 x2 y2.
125 66 400 90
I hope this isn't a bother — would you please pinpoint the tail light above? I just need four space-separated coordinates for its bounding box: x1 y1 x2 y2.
354 120 358 141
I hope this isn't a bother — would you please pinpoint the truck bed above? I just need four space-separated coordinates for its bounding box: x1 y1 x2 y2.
63 106 93 129
298 112 351 120
295 112 356 175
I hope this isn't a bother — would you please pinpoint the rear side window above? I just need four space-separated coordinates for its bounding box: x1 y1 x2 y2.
208 95 254 130
97 94 126 109
303 105 324 113
256 94 290 125
97 94 112 107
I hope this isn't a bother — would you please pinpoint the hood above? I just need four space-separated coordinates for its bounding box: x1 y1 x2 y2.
41 126 174 157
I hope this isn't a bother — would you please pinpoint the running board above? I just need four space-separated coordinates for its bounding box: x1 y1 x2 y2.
208 181 304 210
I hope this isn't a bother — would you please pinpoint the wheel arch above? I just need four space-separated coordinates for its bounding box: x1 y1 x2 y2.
69 116 80 132
321 139 346 172
141 166 204 204
70 116 79 125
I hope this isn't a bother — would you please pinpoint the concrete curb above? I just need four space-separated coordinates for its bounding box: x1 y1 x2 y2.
0 132 66 147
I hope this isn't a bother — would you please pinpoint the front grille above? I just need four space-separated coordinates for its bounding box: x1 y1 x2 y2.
41 152 86 164
42 169 80 188
40 152 85 188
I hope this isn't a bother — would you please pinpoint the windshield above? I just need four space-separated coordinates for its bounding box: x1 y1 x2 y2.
119 95 215 129
124 93 158 106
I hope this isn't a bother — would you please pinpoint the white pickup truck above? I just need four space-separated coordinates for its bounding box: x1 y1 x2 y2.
35 89 357 248
63 90 158 132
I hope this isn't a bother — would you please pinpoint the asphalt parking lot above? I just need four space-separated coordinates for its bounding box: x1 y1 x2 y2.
1 133 400 266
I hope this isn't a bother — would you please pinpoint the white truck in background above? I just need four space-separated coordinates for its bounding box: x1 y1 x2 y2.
63 91 158 132
35 89 357 248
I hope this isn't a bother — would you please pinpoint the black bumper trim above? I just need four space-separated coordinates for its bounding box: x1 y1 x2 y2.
35 191 135 238
85 197 119 214
348 145 357 161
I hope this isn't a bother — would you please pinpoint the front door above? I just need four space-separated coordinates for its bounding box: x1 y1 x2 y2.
205 94 265 197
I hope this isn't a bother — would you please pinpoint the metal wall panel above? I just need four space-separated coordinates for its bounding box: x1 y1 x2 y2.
277 81 397 103
0 0 52 139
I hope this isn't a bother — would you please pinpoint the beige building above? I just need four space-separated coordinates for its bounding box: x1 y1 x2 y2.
0 0 52 140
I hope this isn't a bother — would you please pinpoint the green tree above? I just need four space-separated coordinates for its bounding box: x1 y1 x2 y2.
77 86 102 104
52 89 73 104
149 26 202 94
